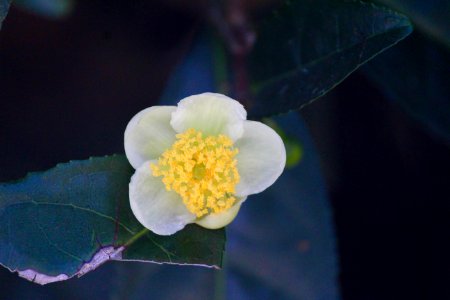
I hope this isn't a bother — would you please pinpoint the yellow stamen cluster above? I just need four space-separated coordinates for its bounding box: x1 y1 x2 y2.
151 128 240 217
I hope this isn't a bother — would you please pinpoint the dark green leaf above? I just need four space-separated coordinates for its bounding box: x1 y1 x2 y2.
0 0 12 29
249 0 413 118
0 155 225 285
376 0 450 47
363 32 450 143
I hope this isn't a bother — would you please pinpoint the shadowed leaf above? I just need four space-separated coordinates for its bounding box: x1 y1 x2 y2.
363 32 450 143
0 0 12 29
249 0 413 118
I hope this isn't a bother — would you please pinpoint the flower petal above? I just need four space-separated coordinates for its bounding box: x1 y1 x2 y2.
124 106 177 169
195 199 245 229
234 121 286 197
170 93 247 141
129 161 196 235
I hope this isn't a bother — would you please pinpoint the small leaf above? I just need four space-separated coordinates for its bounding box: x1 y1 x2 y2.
0 0 12 30
248 0 413 118
263 118 303 168
0 155 225 285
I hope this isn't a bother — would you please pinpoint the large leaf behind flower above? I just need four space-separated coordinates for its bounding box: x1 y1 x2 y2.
0 155 225 285
248 0 412 118
161 30 340 300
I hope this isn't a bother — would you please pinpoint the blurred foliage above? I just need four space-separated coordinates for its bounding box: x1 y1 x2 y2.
363 0 450 143
227 112 338 299
0 0 413 292
263 118 303 168
364 32 450 143
376 0 450 47
14 0 75 19
0 0 11 29
1 0 449 298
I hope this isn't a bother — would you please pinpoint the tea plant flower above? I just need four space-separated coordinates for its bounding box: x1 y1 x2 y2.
124 93 286 235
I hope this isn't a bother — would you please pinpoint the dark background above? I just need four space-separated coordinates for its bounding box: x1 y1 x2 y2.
0 1 449 299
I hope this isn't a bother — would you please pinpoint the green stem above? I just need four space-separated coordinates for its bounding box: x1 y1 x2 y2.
124 228 149 248
214 252 227 300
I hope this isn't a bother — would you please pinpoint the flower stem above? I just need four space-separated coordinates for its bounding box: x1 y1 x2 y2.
214 253 227 300
124 228 149 248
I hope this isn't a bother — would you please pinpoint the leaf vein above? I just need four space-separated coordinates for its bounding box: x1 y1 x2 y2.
3 200 136 235
254 25 411 92
33 218 83 262
30 201 136 235
145 235 178 263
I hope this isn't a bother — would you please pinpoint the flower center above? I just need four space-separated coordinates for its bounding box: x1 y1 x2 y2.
151 128 240 218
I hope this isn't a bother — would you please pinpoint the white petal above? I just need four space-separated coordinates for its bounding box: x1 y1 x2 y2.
170 93 247 141
124 106 177 169
235 121 286 197
195 198 245 229
129 161 196 235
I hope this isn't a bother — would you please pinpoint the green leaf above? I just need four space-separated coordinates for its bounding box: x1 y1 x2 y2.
0 0 12 30
249 0 413 118
0 155 225 285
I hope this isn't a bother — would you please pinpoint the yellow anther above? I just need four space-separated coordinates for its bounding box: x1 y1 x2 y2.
151 128 240 217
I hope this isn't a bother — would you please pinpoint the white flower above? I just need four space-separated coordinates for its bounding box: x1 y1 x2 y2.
124 93 286 235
